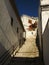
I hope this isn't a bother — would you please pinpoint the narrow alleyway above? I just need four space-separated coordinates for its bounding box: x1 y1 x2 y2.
8 30 44 65
14 37 39 58
13 28 39 58
8 37 44 65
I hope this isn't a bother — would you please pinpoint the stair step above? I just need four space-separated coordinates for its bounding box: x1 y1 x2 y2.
8 57 44 65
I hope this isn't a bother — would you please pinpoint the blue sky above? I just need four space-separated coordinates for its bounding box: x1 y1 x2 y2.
15 0 39 17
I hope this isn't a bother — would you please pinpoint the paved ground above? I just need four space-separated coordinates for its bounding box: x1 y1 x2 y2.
13 35 39 58
12 28 39 58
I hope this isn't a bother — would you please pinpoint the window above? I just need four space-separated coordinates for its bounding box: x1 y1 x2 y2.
28 19 32 24
11 17 13 26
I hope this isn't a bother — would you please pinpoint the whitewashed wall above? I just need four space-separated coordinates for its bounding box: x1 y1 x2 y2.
39 1 49 65
40 0 49 5
0 0 24 64
21 15 37 39
21 15 35 27
42 11 49 34
42 10 49 65
5 0 24 47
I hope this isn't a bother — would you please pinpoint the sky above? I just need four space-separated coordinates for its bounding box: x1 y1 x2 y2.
15 0 39 17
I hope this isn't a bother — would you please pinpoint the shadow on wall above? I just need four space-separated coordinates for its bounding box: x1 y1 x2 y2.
0 42 12 65
36 30 40 51
42 19 49 65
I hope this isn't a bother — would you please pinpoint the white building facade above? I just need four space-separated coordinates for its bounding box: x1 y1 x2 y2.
21 15 38 39
0 0 25 65
38 0 49 65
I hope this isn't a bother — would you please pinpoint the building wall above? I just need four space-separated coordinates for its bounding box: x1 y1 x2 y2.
42 10 49 65
38 1 49 65
40 0 49 5
5 0 24 47
42 11 49 34
0 0 24 65
43 20 49 65
21 15 38 39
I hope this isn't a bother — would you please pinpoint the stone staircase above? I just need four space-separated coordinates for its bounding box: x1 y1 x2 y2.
8 30 44 65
